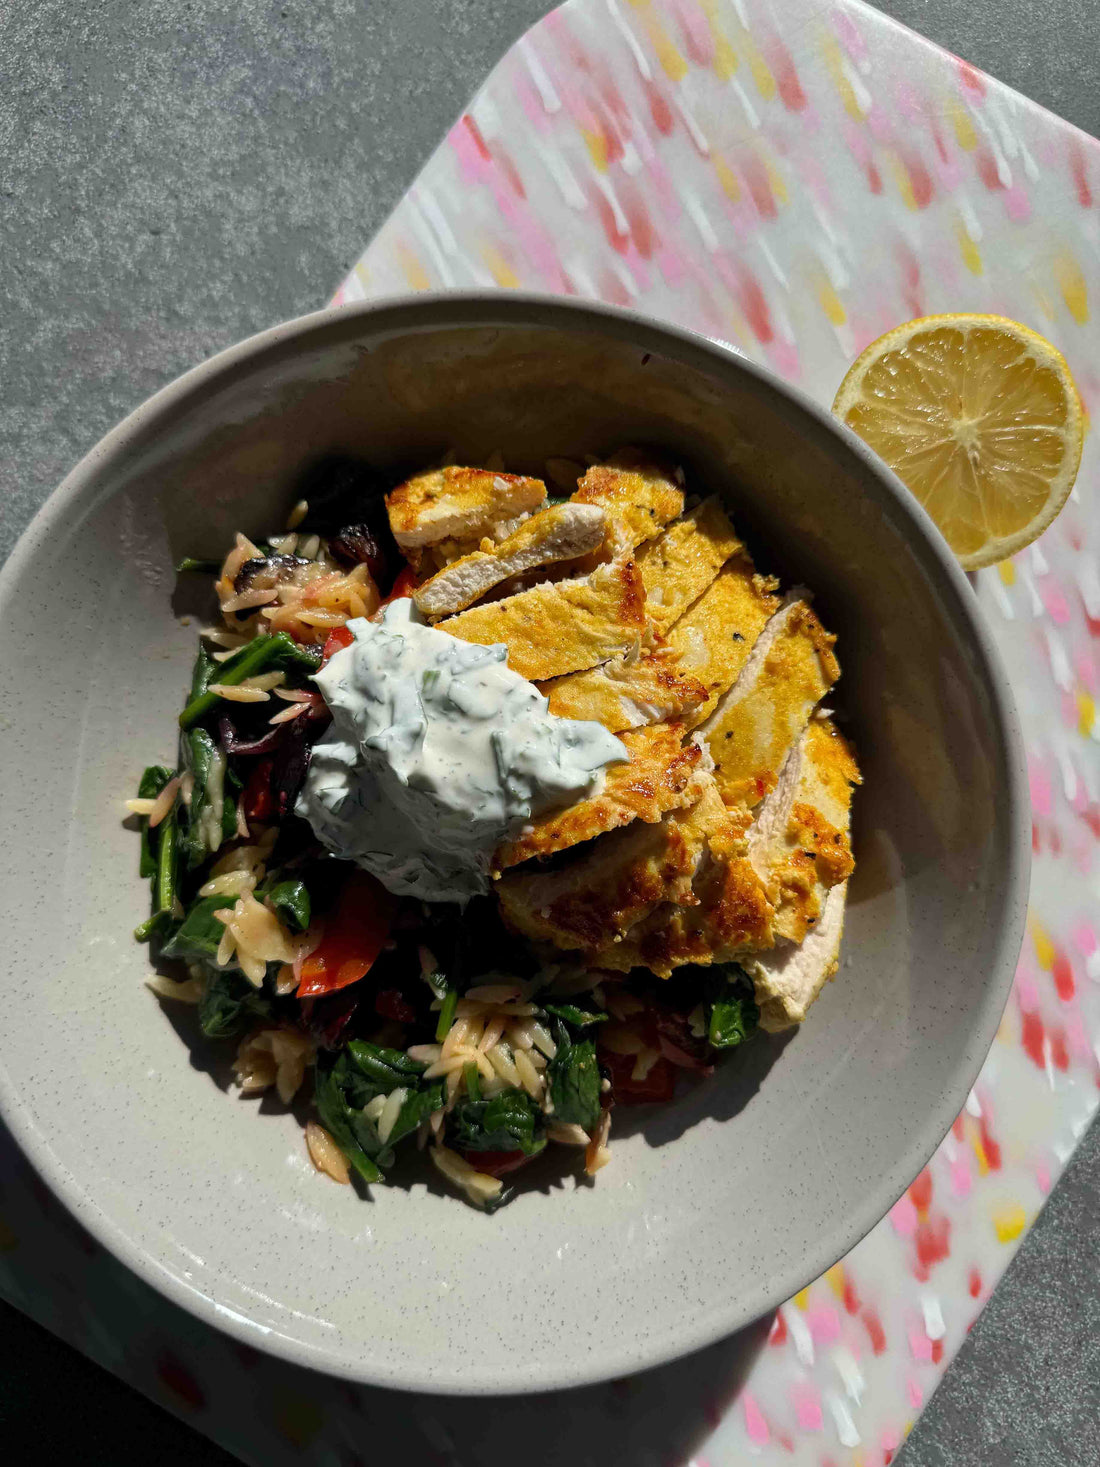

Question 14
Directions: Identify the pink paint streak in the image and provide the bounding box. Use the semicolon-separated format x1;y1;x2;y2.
671;0;714;67
908;1325;934;1363
791;1382;824;1432
1041;581;1072;625
807;1306;842;1346
1028;757;1054;816
890;1193;918;1238
1003;183;1032;223
950;1151;972;1199
742;1391;770;1446
832;7;869;62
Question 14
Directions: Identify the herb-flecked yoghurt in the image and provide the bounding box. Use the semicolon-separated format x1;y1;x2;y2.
297;600;629;902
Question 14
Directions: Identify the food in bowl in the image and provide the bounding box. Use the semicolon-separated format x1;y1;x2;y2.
128;449;860;1208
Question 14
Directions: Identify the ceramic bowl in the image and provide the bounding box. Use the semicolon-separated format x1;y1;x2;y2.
0;295;1028;1392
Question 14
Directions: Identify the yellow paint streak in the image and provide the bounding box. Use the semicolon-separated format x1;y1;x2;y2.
821;36;863;120
793;1286;811;1310
1055;254;1090;325
825;1263;846;1300
997;559;1016;586
644;16;689;81
993;1203;1027;1244
397;243;431;291
763;154;789;205
713;155;741;202
888;154;919;212
1033;284;1056;322
1031;919;1056;972
955;220;983;276
948;99;978;151
1077;688;1097;737
697;0;738;77
714;35;739;78
818;279;847;325
971;1130;991;1177
481;245;519;289
746;41;776;101
582;127;609;172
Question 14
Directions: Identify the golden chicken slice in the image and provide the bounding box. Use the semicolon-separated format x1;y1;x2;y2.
538;646;706;733
496;796;710;953
385;467;547;550
700;599;840;810
439;556;646;681
664;557;781;725
636;496;743;635
571;449;684;552
413;503;607;619
747;715;859;944
493;723;706;870
590;784;774;976
743;882;849;1031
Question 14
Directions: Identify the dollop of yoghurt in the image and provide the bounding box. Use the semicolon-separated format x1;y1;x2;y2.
296;600;629;902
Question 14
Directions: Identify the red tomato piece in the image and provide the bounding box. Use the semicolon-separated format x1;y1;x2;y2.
378;565;419;608
374;989;416;1024
321;625;354;664
242;757;275;823
297;870;396;998
599;1047;677;1104
460;1149;534;1178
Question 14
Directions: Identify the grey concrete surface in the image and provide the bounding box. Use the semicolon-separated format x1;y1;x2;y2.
1;0;1098;1462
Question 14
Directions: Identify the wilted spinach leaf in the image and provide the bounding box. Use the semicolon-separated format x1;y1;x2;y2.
450;1088;546;1157
199;969;272;1039
543;1003;609;1029
704;964;760;1049
263;878;311;934
546;1019;601;1133
136;765;174;878
314;1043;442;1184
160;895;236;963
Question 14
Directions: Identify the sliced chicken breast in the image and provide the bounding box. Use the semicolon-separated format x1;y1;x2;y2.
664;556;781;726
700;599;840;810
571;449;685;552
439;555;647;681
496;795;709;952
590;782;775;976
386;467;547;549
493;722;706;870
748;715;859;943
744;881;848;1030
414;503;607;618
636;496;743;635
538;645;707;733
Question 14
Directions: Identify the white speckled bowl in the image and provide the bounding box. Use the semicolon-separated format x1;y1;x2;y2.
0;295;1027;1393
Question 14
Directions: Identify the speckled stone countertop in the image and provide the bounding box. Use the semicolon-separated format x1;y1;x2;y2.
1;2;1098;1462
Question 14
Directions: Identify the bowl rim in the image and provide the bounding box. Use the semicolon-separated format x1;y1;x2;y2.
0;290;1030;1394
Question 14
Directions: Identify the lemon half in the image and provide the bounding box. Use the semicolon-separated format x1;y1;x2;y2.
833;314;1083;570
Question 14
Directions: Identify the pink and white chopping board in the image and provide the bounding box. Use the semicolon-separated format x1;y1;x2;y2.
1;1;1097;1463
